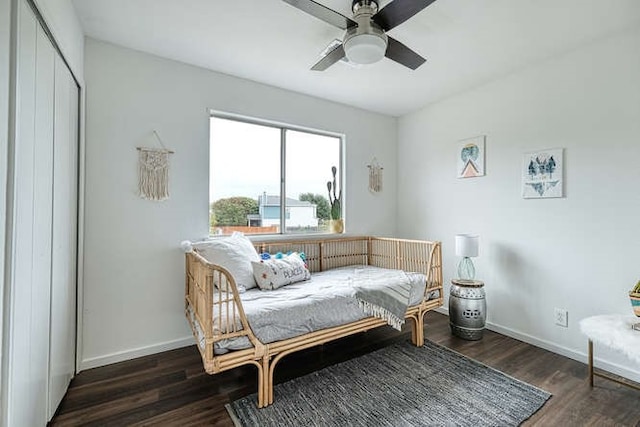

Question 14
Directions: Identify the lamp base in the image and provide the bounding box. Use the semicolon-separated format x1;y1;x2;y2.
457;257;475;280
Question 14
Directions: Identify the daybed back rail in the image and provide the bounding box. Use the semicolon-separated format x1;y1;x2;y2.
254;237;443;300
253;237;369;273
188;238;442;338
368;237;443;298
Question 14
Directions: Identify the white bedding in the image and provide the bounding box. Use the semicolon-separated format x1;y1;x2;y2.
188;265;438;354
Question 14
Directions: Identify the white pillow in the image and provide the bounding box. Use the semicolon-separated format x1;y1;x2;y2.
251;252;311;290
193;233;259;290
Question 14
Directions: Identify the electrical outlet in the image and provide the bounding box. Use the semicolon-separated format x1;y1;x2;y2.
554;308;568;327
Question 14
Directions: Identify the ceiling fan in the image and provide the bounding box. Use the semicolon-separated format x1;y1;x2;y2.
282;0;436;71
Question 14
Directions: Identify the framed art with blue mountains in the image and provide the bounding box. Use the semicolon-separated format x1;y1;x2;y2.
522;148;564;199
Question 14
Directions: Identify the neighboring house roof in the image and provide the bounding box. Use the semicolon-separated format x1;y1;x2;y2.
258;195;314;207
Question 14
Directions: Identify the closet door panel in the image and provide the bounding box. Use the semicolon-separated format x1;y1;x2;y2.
9;5;37;425
8;1;55;425
32;20;55;417
49;55;78;418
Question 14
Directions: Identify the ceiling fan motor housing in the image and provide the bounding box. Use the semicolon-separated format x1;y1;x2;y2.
343;0;388;64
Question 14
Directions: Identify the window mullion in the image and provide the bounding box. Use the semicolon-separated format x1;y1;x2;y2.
280;128;286;234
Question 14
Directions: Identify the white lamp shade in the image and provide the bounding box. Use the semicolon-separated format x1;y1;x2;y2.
344;33;387;64
455;234;479;257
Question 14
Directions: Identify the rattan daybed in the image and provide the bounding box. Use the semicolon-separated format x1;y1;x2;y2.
184;236;443;408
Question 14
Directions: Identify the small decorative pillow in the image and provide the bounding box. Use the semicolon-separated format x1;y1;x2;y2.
193;232;259;291
252;252;311;290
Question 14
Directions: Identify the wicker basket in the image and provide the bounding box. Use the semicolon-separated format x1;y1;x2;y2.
629;292;640;317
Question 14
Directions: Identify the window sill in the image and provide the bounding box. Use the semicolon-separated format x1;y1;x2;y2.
204;232;359;243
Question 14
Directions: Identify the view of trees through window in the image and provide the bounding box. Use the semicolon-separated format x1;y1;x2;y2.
209;116;341;235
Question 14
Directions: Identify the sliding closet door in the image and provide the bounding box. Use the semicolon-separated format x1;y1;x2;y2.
48;54;79;418
32;9;56;413
4;0;79;423
7;0;55;424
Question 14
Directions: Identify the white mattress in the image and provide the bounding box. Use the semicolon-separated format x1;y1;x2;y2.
188;265;438;354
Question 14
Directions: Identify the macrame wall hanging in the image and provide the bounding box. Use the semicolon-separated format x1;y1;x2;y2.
137;130;174;201
367;158;383;193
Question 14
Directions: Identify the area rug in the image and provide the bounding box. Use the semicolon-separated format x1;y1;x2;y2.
226;340;551;427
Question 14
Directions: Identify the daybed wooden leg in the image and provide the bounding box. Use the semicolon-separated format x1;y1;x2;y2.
267;362;275;406
408;313;425;347
410;315;419;346
417;314;425;347
256;361;265;408
259;357;270;408
414;311;425;347
265;357;272;407
267;353;288;406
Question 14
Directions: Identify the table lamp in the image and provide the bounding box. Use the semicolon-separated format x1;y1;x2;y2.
455;234;479;280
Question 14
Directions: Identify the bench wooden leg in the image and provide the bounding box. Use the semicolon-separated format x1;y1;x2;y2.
588;340;594;388
587;339;640;391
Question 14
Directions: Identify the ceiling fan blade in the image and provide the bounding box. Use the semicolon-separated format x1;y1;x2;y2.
311;43;346;71
373;0;436;31
282;0;357;30
385;37;426;70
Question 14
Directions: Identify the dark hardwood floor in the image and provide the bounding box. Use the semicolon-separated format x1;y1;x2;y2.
51;312;640;426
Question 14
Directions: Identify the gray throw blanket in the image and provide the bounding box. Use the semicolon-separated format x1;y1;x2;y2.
352;268;412;331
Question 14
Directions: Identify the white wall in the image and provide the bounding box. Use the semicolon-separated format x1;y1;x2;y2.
398;26;640;382
33;0;84;80
81;38;398;368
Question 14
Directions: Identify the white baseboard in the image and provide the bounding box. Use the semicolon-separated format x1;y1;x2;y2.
435;307;448;316
79;336;194;371
433;307;640;384
80;311;640;385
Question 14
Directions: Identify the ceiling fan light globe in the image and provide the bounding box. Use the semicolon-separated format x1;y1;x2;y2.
344;33;387;65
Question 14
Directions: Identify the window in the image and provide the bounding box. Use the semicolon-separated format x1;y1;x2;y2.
209;115;342;236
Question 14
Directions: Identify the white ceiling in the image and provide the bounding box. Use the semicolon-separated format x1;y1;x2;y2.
71;0;640;117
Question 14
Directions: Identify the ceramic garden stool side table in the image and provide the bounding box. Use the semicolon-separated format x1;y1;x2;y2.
579;314;640;391
449;279;486;340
